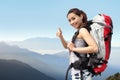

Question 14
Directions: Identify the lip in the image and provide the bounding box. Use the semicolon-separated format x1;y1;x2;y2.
72;23;77;28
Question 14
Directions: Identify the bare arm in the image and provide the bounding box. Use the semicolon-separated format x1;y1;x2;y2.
68;28;98;54
56;28;68;49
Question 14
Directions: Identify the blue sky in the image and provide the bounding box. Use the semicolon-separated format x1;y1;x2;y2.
0;0;120;47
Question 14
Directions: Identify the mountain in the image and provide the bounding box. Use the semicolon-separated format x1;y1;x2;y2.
0;42;120;80
0;59;55;80
8;37;64;54
106;72;120;80
0;42;68;80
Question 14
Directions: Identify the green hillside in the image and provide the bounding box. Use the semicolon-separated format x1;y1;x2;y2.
106;72;120;80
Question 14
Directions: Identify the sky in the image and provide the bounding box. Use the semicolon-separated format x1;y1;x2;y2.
0;0;120;47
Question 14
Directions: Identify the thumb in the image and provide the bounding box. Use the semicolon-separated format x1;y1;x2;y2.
58;27;62;32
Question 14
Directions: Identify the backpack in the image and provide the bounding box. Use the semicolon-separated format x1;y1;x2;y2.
88;14;113;75
65;14;113;80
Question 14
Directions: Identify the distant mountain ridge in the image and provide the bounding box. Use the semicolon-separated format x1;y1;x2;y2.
0;59;55;80
0;42;120;80
0;42;68;80
8;37;64;54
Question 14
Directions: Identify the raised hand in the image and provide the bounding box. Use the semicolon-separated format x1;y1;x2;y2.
56;27;62;38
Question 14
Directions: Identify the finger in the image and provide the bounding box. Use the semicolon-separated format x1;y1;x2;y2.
58;27;61;30
58;27;62;32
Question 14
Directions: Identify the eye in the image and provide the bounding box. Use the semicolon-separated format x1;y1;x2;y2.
71;17;75;20
68;17;76;22
68;19;71;22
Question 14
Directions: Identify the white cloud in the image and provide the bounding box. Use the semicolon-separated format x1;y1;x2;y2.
29;49;67;55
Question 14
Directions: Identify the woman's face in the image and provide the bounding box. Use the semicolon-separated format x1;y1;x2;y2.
67;13;83;29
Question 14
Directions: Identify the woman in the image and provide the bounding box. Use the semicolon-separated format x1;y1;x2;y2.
56;8;98;80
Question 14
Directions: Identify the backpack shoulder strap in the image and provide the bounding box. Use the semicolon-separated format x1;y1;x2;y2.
72;30;79;43
65;63;73;80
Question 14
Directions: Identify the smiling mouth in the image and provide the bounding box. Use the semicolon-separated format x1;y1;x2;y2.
73;23;77;27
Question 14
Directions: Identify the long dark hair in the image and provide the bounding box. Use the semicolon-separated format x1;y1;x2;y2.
67;8;91;32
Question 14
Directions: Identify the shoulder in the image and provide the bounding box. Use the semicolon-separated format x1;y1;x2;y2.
79;28;89;34
78;27;91;39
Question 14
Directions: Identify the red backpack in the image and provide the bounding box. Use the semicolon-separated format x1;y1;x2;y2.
88;14;113;75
